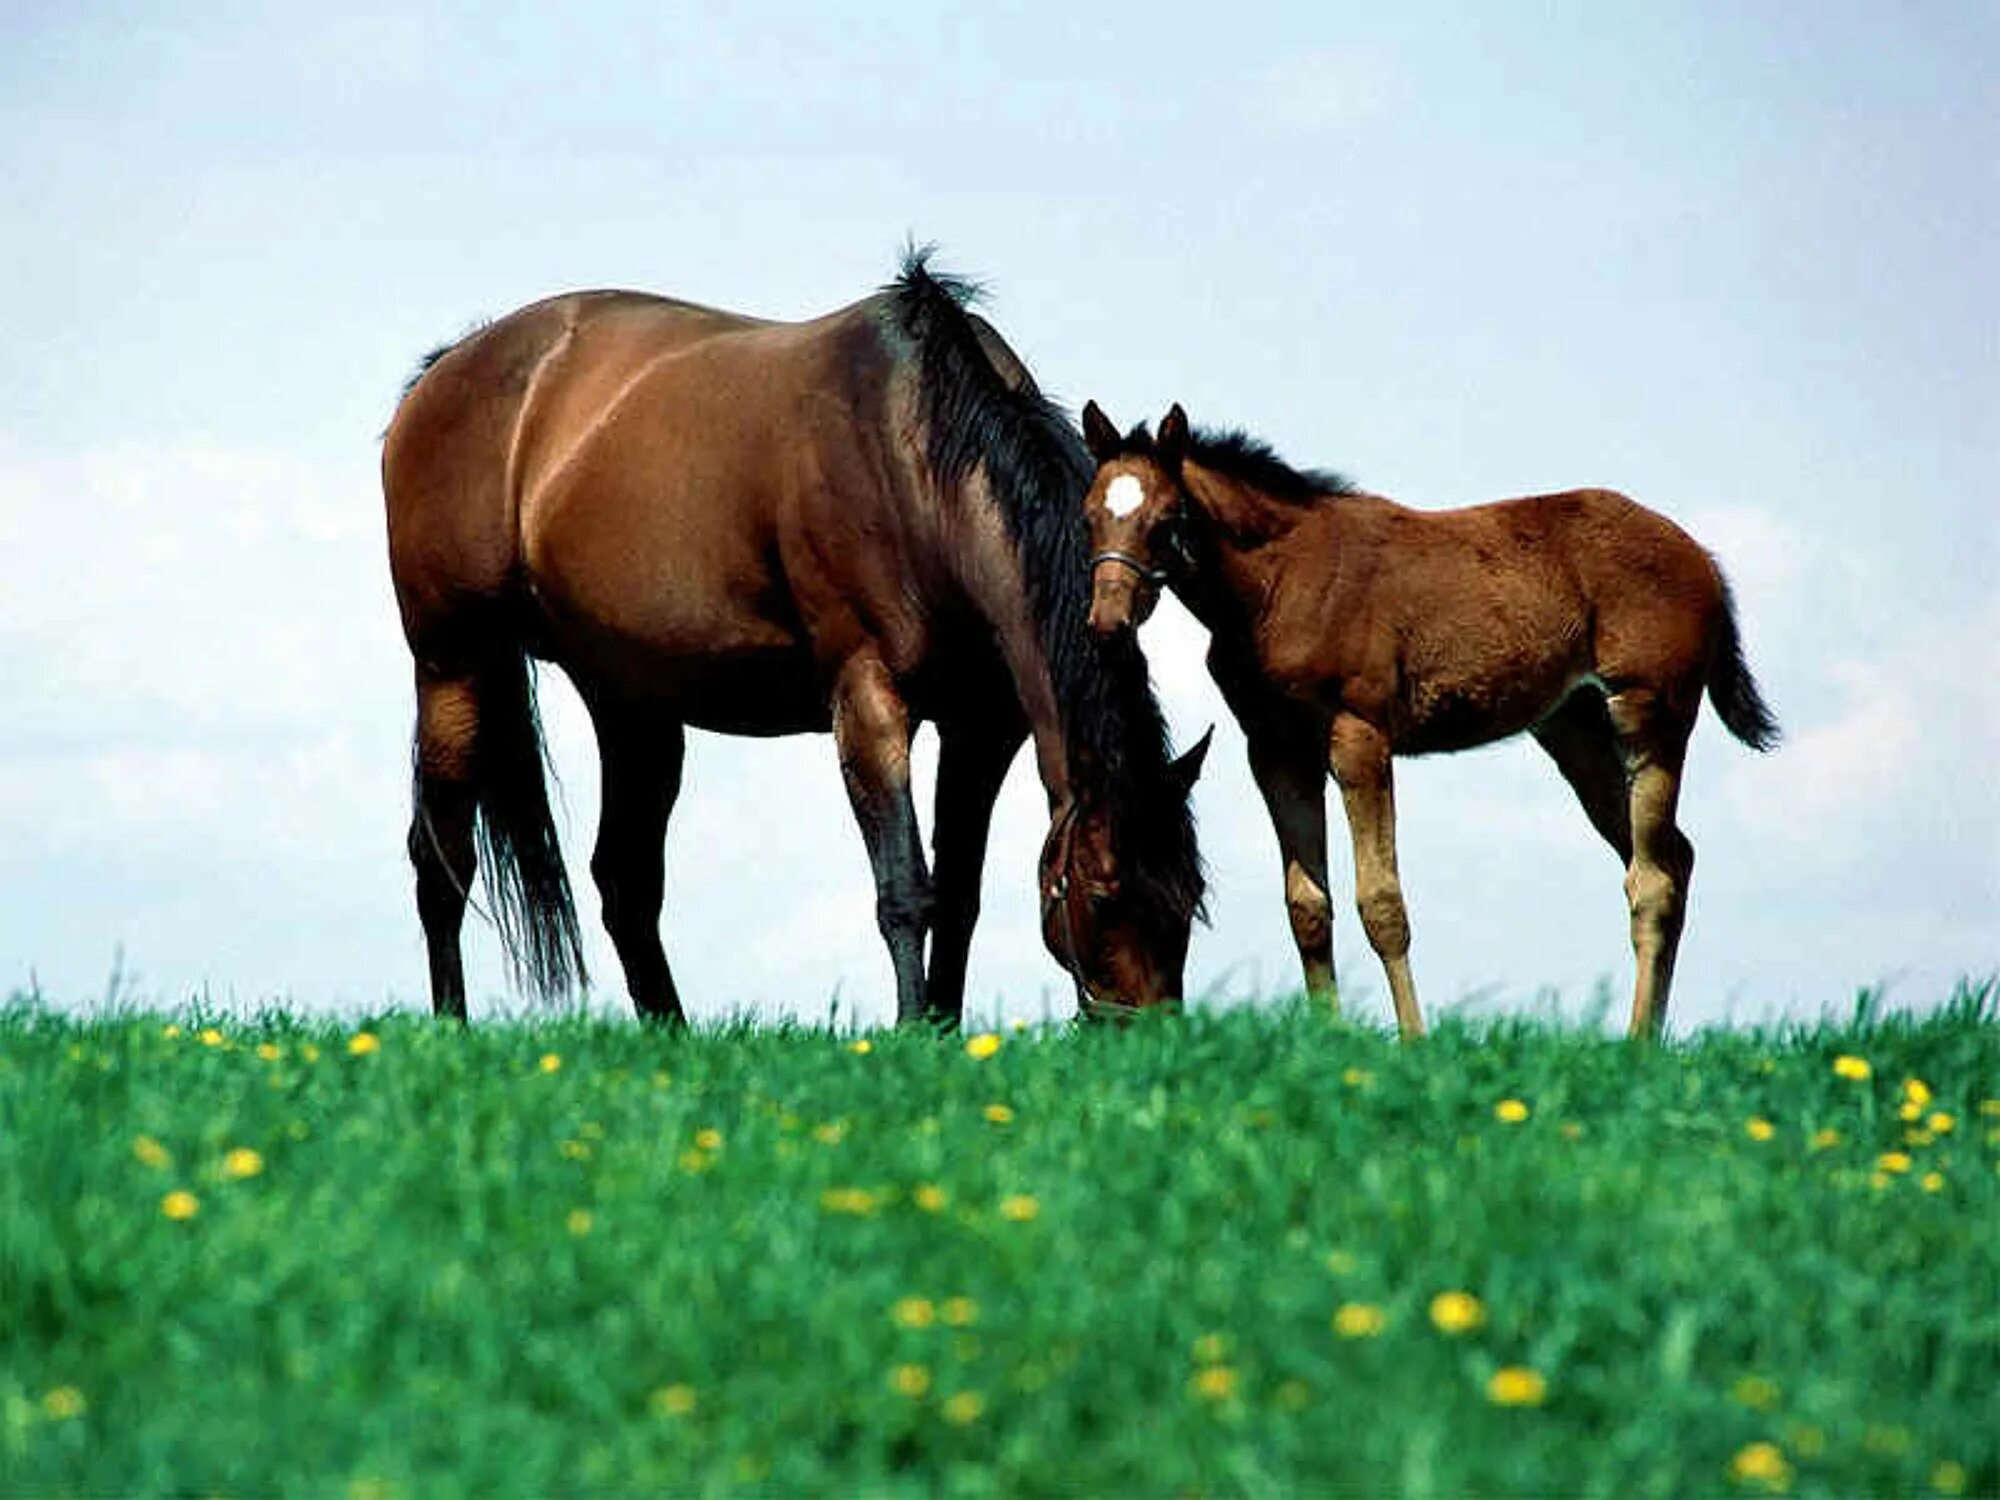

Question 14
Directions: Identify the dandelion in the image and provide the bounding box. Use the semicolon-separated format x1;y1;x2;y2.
256;1042;283;1062
132;1135;171;1169
1731;1375;1781;1411
913;1183;948;1213
300;1043;320;1062
161;1189;200;1221
1730;1440;1793;1491
1830;1055;1870;1081
891;1364;932;1398
1905;1127;1934;1147
1979;1099;2000;1118
848;1039;873;1055
348;1032;380;1056
536;1051;560;1073
819;1187;879;1216
941;1390;985;1425
1429;1290;1485;1335
1744;1117;1776;1142
1877;1151;1912;1174
1486;1366;1547;1407
559;1140;591;1161
161;1024;182;1039
942;1296;978;1326
678;1149;712;1174
1921;1171;1945;1193
1190;1366;1237;1401
40;1387;86;1421
892;1296;937;1329
998;1194;1040;1222
983;1104;1015;1125
1903;1077;1933;1107
1191;1333;1229;1364
1341;1066;1373;1088
221;1148;264;1180
649;1383;697;1416
566;1208;594;1237
199;1028;225;1048
1899;1100;1924;1122
1810;1128;1841;1150
1494;1099;1530;1124
964;1033;1002;1061
1928;1111;1956;1135
1333;1302;1386;1339
1932;1460;1968;1495
694;1128;723;1151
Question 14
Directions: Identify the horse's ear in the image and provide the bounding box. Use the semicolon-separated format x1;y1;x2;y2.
1081;400;1121;462
1169;725;1213;792
1157;403;1191;471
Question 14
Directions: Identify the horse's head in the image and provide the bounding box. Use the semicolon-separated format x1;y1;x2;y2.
1080;400;1197;639
1037;730;1211;1019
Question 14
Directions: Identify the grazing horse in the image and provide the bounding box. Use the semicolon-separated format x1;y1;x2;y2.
1077;401;1777;1039
380;255;1207;1026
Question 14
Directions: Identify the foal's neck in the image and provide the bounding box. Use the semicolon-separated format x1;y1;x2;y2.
1178;461;1313;634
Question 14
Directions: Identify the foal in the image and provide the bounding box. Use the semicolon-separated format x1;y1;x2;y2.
1079;401;1778;1039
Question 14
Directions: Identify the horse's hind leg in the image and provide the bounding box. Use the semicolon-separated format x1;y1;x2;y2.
1329;714;1424;1039
409;668;480;1021
1531;691;1633;863
588;703;687;1025
924;710;1026;1029
1607;689;1697;1040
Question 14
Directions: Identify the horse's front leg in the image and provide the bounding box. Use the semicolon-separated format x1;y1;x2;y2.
831;651;935;1025
923;709;1026;1029
1329;714;1425;1039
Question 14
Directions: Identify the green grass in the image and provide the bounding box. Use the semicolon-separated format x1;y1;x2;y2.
2;988;1995;1497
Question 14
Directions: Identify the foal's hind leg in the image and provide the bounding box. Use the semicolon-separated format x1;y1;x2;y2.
924;710;1026;1029
1531;691;1633;863
588;703;688;1025
1329;714;1424;1039
409;669;480;1021
1606;690;1697;1040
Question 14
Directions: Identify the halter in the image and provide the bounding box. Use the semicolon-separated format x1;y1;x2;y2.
1040;800;1147;1022
1089;549;1172;586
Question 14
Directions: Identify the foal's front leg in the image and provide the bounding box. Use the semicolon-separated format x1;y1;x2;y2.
831;651;935;1025
1329;715;1424;1039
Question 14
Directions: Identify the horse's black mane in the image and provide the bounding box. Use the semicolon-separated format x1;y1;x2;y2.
1125;421;1357;505
884;248;1205;929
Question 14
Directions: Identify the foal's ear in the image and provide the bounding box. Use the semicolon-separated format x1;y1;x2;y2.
1081;400;1122;463
1169;725;1214;792
1156;403;1191;471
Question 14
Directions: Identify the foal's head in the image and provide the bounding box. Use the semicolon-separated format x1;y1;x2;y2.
1079;401;1196;639
1037;734;1211;1018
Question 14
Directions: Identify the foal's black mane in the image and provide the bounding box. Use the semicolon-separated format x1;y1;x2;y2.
884;249;1205;928
1126;421;1358;505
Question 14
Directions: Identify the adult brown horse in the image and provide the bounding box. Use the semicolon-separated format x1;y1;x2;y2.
380;255;1207;1026
1077;401;1777;1040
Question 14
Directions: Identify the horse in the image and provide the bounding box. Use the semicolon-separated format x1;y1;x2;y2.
378;254;1207;1027
1076;401;1778;1040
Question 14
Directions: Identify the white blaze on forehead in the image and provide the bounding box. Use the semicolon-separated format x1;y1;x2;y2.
1104;474;1145;518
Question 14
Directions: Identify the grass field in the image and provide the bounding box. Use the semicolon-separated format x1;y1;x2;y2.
2;987;1995;1497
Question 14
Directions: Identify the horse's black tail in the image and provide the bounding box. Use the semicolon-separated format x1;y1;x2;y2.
424;644;588;1002
1707;570;1780;751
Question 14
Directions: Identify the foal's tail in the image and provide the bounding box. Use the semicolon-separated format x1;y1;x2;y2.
420;642;589;1002
1707;570;1781;751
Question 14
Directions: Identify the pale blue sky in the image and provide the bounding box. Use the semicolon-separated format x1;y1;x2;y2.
2;3;1993;1027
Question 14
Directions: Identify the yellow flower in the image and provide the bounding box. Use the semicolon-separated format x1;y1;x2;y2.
1486;1366;1547;1407
1932;1459;1968;1495
1333;1302;1386;1339
1877;1151;1912;1174
566;1208;594;1237
1190;1365;1237;1401
221;1147;264;1180
677;1149;712;1173
1429;1290;1485;1335
694;1128;723;1151
891;1364;932;1398
813;1121;847;1145
1928;1111;1956;1135
536;1051;560;1073
942;1297;978;1327
1744;1117;1776;1142
256;1042;283;1062
1899;1100;1924;1122
1905;1127;1934;1147
161;1189;200;1221
132;1135;171;1170
941;1390;985;1425
1341;1067;1373;1088
892;1296;936;1329
983;1104;1015;1125
1731;1375;1781;1411
964;1032;1003;1060
819;1187;879;1216
559;1140;591;1161
1979;1098;2000;1118
1809;1128;1841;1150
161;1024;182;1039
649;1383;696;1416
40;1386;86;1421
198;1028;225;1048
848;1038;873;1055
1903;1077;1933;1106
998;1194;1039;1222
1191;1333;1229;1364
300;1043;320;1062
913;1183;948;1213
1494;1099;1530;1124
1730;1440;1793;1491
1831;1055;1870;1081
348;1032;380;1056
1921;1171;1945;1193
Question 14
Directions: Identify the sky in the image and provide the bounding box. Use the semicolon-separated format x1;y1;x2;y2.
2;2;1993;1031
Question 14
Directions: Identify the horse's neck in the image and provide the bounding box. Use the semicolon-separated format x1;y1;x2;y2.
1180;463;1310;639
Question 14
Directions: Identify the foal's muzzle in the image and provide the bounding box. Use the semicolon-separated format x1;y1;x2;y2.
1089;551;1167;636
